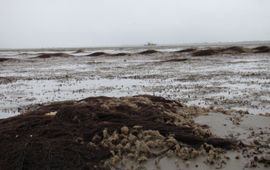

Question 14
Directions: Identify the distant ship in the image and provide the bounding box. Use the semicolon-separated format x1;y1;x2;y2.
144;42;157;46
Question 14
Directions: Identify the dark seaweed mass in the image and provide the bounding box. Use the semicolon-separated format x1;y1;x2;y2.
0;58;10;62
137;50;159;55
74;49;85;53
0;95;236;170
192;46;270;56
109;52;129;56
35;53;73;59
175;48;197;53
31;46;270;59
0;58;17;62
87;52;109;57
252;46;270;53
0;77;15;84
192;46;248;56
87;52;129;57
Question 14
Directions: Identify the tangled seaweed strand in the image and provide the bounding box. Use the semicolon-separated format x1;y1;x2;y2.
0;95;237;170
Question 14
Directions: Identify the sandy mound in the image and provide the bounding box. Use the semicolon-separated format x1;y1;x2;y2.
0;95;236;170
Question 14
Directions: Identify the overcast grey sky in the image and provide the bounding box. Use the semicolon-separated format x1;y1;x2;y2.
0;0;270;48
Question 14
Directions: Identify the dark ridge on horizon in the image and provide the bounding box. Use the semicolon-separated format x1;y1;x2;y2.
1;40;270;51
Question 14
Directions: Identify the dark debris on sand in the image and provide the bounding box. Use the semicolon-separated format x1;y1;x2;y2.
138;50;159;55
0;95;237;170
252;46;270;53
175;48;197;53
192;46;248;56
87;52;109;57
74;49;85;53
109;52;129;56
0;58;18;63
87;52;129;57
0;77;15;84
192;46;270;56
30;46;270;59
192;49;217;56
35;53;73;59
0;58;10;62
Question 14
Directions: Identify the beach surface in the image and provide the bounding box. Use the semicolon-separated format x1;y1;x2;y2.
0;44;269;169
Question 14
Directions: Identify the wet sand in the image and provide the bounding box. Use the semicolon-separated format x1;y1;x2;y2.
0;45;270;118
112;109;270;170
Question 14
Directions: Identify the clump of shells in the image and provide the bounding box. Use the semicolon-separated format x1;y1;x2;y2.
90;126;227;169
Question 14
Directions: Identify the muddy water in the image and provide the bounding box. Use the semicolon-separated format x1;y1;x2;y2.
0;48;269;118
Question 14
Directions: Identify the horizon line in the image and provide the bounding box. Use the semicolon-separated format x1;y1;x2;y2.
1;40;270;51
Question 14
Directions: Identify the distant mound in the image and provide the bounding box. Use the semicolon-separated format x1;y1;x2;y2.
87;52;109;57
74;49;85;53
109;52;129;56
193;49;217;56
221;46;247;54
175;48;197;53
0;58;11;62
192;46;248;56
252;46;270;53
0;58;18;63
0;77;15;84
86;52;130;57
35;53;73;59
137;49;159;55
